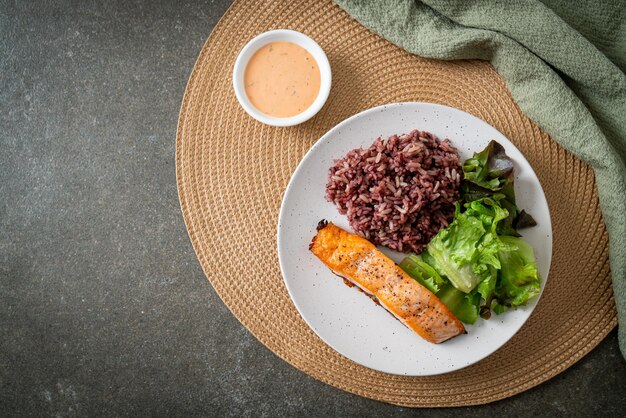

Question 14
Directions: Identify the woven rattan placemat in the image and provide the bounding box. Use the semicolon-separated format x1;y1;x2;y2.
176;0;616;407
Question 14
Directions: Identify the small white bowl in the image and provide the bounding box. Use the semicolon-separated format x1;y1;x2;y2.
233;30;332;127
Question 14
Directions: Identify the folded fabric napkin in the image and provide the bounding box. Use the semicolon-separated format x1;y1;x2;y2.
335;0;626;358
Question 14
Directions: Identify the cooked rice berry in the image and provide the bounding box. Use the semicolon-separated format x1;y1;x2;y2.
325;130;461;253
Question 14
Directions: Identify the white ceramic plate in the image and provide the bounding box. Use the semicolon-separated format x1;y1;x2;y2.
277;102;552;376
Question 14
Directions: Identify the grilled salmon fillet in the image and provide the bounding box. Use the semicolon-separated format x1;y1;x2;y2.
310;220;465;343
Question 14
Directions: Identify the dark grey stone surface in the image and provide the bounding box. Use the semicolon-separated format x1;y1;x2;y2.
1;0;625;416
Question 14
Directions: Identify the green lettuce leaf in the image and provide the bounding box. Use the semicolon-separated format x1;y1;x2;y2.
426;199;513;293
461;140;536;235
496;236;541;307
398;254;445;294
462;140;514;191
436;284;480;324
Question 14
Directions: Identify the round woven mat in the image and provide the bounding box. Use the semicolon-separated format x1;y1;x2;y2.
176;0;616;407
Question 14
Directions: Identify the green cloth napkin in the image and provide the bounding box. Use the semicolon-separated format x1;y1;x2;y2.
335;0;626;358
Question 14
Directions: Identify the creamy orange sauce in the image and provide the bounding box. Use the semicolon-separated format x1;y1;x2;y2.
244;41;321;118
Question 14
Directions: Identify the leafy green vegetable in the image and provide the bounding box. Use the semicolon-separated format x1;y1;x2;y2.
398;254;445;294
495;236;541;307
426;198;513;293
491;301;508;315
462;140;514;191
436;284;480;324
398;199;540;324
514;210;537;229
461;140;536;236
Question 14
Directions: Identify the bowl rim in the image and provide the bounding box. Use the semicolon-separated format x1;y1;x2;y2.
232;29;332;127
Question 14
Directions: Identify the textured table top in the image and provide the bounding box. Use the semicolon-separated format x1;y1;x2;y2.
1;0;625;416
